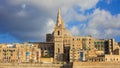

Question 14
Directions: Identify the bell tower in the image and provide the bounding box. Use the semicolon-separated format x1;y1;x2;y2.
54;8;65;62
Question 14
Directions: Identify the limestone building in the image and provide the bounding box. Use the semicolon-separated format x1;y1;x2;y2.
45;8;120;63
0;43;41;63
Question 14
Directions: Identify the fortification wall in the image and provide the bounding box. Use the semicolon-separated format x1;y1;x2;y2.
1;62;120;68
73;62;120;68
40;58;53;63
0;63;63;68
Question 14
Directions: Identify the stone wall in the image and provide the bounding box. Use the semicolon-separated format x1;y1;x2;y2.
105;55;120;62
73;62;120;68
0;62;120;68
40;58;53;63
0;63;63;68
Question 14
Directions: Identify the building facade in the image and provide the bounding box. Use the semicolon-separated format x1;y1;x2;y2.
0;43;41;63
45;9;120;62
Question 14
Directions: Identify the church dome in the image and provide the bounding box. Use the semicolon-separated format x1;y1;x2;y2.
64;29;72;37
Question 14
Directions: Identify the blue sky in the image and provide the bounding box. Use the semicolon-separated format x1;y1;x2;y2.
0;0;120;43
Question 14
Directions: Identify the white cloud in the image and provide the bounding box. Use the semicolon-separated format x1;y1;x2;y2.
16;10;27;17
84;9;120;39
9;0;99;13
21;4;26;9
77;0;99;11
6;0;100;41
64;8;88;23
70;26;80;36
2;0;120;42
45;19;55;33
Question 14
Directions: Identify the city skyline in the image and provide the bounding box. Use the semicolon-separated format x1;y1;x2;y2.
0;8;120;64
0;0;120;43
0;4;120;68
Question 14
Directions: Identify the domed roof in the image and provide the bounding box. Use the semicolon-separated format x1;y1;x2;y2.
64;29;72;37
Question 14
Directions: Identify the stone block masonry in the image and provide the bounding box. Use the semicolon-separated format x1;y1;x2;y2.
73;62;120;68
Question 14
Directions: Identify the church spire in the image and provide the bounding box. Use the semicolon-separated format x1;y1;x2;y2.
56;8;64;28
58;8;61;18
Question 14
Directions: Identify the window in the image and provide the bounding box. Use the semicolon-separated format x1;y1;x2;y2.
58;31;60;35
98;45;100;50
117;58;118;61
82;44;86;50
82;38;86;41
58;48;60;53
114;58;115;61
73;38;74;41
95;45;97;48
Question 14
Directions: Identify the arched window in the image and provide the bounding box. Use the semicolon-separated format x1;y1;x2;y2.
58;31;60;35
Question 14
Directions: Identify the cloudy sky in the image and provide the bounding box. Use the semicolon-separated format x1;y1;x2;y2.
0;0;120;43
